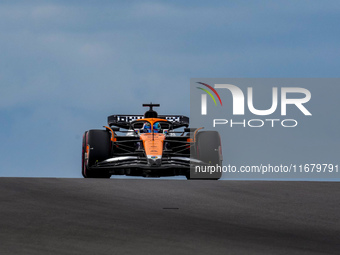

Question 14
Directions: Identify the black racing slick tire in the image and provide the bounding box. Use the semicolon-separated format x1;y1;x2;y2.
187;131;222;180
82;130;111;178
81;131;88;178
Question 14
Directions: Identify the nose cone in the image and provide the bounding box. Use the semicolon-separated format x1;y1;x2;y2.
140;133;166;163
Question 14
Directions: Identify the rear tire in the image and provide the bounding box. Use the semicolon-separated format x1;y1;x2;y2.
82;130;111;178
187;131;222;180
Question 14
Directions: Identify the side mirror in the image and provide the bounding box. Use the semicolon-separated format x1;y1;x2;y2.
184;128;197;133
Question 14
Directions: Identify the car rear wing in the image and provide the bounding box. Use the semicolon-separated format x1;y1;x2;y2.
108;115;189;129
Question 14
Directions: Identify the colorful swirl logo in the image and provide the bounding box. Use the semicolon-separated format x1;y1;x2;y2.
196;82;223;106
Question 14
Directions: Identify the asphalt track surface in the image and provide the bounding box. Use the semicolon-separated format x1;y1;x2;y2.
0;178;339;255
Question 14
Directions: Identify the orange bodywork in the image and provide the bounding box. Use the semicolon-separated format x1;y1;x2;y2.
136;118;169;126
137;118;168;157
139;133;166;157
104;126;116;142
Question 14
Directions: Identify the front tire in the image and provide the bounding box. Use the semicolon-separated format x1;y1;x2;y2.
187;131;222;180
82;130;111;178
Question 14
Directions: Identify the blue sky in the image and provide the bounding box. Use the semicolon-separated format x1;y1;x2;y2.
1;0;339;177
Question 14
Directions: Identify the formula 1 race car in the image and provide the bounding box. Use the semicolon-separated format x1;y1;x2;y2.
81;104;222;179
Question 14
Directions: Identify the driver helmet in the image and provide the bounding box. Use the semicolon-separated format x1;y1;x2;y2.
142;122;151;133
153;122;161;133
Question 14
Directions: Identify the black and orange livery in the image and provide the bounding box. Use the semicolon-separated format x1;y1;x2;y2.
81;104;222;179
